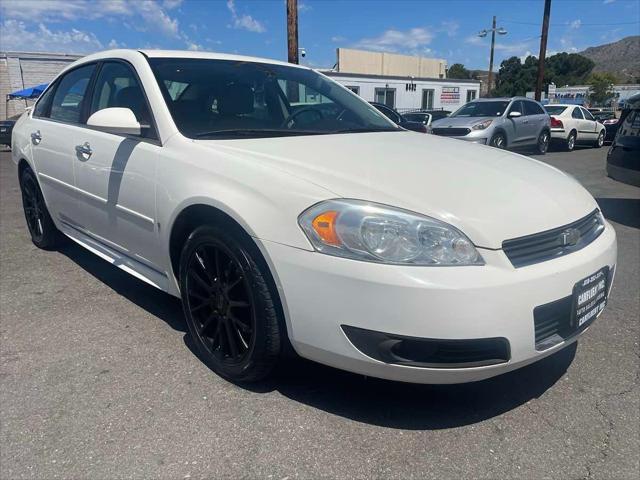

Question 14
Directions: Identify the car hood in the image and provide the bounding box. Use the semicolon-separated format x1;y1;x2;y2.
431;116;496;128
198;132;597;249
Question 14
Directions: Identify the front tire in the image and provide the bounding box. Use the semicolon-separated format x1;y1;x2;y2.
19;167;64;249
594;130;605;148
535;130;549;155
489;132;506;149
179;225;282;383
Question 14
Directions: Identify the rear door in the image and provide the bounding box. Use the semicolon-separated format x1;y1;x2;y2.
29;63;97;227
73;60;163;270
580;107;599;140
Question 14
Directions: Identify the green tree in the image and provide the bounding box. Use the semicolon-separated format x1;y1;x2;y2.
545;53;594;86
447;63;471;79
587;72;617;106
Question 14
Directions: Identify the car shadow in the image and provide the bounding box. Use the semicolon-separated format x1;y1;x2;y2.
597;197;640;229
58;242;186;333
58;241;576;430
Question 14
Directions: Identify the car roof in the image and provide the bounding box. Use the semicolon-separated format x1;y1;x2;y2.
471;96;529;102
545;104;581;108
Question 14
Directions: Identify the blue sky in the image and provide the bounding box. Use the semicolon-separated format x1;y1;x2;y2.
1;0;638;71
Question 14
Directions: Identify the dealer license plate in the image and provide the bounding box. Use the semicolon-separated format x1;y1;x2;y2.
572;267;609;330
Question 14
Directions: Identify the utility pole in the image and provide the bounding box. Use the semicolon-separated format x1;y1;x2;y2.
287;0;299;64
535;0;552;101
478;17;507;97
488;16;497;96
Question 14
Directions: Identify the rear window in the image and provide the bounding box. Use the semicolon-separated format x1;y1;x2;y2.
544;106;567;115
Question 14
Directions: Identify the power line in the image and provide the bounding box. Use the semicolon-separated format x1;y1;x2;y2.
502;19;640;26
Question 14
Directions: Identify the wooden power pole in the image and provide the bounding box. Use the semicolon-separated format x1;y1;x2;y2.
535;0;552;101
487;15;497;96
287;0;299;64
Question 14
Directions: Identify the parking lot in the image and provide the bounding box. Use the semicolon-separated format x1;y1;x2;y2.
0;146;638;479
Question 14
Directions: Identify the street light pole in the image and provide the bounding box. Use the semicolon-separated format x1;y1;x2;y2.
478;17;507;97
535;0;552;101
488;15;497;96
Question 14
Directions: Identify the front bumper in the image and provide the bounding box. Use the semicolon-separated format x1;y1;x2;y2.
261;221;617;384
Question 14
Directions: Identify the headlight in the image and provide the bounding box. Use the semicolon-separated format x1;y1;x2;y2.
298;199;484;266
472;119;492;130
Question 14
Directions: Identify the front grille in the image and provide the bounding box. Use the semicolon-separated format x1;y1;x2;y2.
432;127;471;137
503;209;604;268
341;325;510;368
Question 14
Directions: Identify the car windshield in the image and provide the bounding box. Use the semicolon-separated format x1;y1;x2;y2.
450;101;510;117
148;58;399;139
545;106;568;115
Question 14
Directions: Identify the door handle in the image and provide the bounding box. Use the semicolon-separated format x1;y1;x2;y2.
30;130;41;145
75;142;92;158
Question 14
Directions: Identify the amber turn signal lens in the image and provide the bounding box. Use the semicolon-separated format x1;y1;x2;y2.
311;211;341;246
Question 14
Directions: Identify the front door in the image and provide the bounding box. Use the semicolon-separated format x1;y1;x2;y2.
73;61;162;270
506;100;529;144
29;64;96;227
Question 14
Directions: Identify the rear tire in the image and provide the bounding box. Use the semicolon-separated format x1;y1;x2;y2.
565;131;576;152
535;130;549;155
489;132;506;149
179;224;282;383
19;167;64;249
594;130;605;148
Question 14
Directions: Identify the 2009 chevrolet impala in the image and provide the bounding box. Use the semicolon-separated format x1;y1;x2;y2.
11;50;617;384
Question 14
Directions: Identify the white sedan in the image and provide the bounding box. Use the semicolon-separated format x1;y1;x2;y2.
11;50;617;384
545;104;606;151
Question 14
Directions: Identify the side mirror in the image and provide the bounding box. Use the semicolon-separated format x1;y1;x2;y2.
508;111;522;118
87;107;141;136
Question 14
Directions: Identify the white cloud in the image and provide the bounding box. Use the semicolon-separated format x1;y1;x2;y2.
0;19;102;53
186;42;204;51
0;0;180;37
163;0;183;8
353;28;433;53
298;2;312;12
603;0;616;4
331;35;346;43
569;19;582;29
107;39;121;49
440;20;459;37
227;0;266;33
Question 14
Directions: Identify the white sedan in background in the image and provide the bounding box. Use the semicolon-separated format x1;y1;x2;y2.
545;104;606;151
11;49;617;385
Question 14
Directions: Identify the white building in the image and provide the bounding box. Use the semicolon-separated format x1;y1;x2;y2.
323;71;480;112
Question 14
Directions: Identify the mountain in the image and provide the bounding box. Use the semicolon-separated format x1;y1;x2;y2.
579;36;640;82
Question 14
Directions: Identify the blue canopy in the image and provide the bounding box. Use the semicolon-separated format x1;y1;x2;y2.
7;83;48;100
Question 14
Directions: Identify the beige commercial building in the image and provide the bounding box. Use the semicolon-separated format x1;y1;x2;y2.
1;51;81;119
336;48;447;79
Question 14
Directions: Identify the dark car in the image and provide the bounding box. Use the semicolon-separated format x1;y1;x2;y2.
369;102;427;133
607;93;640;187
0;115;20;147
401;109;451;129
592;111;619;142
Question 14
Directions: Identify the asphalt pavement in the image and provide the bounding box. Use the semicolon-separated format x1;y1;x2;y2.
1;145;638;480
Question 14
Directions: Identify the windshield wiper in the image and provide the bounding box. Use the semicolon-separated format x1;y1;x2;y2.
194;129;330;139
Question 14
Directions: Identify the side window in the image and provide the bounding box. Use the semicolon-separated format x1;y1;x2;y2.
33;83;57;118
49;64;96;123
508;100;524;115
376;105;400;123
572;107;584;120
582;108;595;121
90;62;152;127
524;101;545;116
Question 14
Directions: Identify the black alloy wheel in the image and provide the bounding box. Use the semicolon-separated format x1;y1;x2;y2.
179;225;282;382
489;132;506;149
536;130;549;155
19;168;63;249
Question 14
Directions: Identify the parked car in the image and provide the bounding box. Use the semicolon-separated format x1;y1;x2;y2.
607;93;640;186
402;110;451;132
592;111;619;142
369;102;427;133
545;105;606;151
12;50;617;385
430;97;551;154
0;114;21;147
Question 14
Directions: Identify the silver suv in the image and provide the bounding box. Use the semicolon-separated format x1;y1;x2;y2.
431;97;551;154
